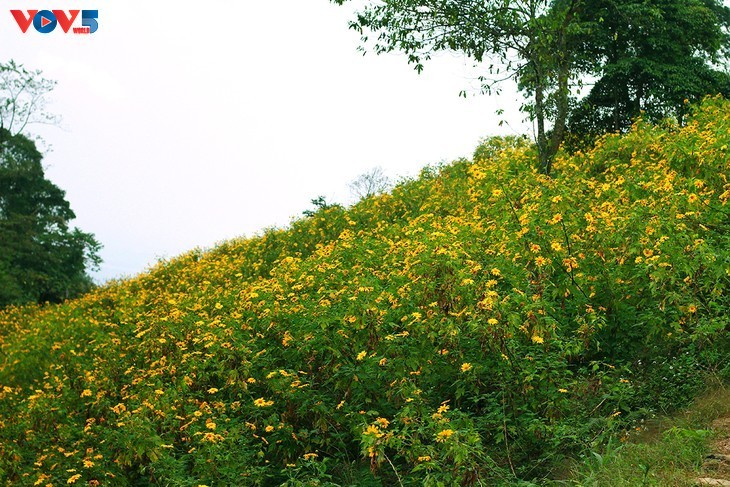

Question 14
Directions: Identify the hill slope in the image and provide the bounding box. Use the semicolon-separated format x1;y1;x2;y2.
0;98;728;486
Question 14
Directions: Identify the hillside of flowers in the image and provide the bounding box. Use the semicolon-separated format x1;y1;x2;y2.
0;97;728;486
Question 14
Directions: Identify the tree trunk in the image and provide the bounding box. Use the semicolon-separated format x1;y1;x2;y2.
545;28;570;176
546;72;568;175
534;64;549;174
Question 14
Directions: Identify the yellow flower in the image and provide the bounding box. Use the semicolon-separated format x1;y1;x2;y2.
535;256;548;267
563;257;579;272
265;425;275;432
460;362;473;372
80;389;92;398
417;455;432;462
207;388;219;394
67;474;82;485
687;304;697;314
490;268;501;277
33;474;51;486
253;397;274;407
206;421;216;430
376;417;390;428
110;403;126;414
436;429;454;442
303;453;318;460
201;432;224;443
363;425;383;438
356;351;367;361
558;388;568;393
487;318;498;325
531;334;544;344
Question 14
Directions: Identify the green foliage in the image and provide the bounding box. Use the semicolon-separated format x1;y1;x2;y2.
0;128;101;306
329;0;584;173
329;1;730;169
0;98;728;485
567;0;730;143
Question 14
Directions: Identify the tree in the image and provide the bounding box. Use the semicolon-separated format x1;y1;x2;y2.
330;0;730;173
568;0;730;139
349;166;391;200
0;60;59;135
0;61;101;307
0;128;101;306
302;195;335;217
330;0;585;174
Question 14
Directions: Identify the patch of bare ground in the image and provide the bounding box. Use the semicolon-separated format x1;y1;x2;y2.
696;390;730;486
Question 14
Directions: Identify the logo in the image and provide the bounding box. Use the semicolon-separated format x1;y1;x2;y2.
11;10;98;34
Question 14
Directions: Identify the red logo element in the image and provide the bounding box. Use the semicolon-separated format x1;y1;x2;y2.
10;10;37;33
10;10;80;33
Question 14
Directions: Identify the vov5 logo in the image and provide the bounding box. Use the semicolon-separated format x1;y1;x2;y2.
11;10;98;34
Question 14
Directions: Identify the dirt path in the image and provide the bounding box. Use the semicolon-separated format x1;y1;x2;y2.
696;416;730;486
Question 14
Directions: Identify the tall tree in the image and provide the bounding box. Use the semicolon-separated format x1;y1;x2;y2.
0;61;101;307
330;0;585;174
0;128;101;306
330;0;730;171
569;0;730;138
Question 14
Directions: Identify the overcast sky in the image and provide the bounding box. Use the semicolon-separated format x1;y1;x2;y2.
3;1;528;282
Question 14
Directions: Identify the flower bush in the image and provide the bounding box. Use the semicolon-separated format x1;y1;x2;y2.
0;97;727;485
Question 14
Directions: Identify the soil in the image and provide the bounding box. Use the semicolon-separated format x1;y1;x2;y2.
696;416;730;486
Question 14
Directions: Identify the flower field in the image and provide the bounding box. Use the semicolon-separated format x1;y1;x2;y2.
0;98;728;486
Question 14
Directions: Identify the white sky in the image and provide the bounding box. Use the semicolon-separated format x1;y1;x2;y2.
3;1;527;282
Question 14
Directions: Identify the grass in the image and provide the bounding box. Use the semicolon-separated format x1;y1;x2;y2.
562;383;730;486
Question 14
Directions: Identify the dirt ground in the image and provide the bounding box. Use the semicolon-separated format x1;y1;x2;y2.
697;416;730;486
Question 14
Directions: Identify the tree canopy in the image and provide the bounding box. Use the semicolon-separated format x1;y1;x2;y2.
0;61;101;307
330;0;730;172
0;128;101;306
569;0;730;139
331;0;582;174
